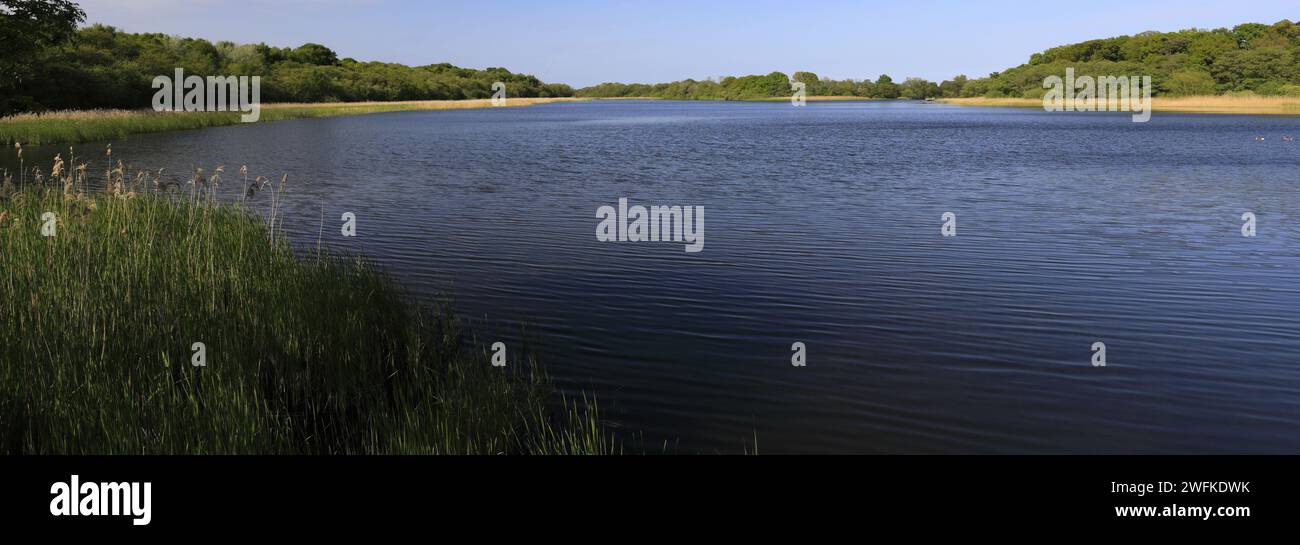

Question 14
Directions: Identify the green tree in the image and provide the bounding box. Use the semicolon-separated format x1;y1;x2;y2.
852;79;876;97
762;71;792;96
792;71;821;95
1232;23;1270;47
901;77;939;99
291;43;339;66
1211;47;1297;92
0;0;85;114
874;74;900;99
1164;70;1217;96
939;75;968;98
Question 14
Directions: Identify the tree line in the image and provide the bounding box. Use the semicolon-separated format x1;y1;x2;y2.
963;20;1300;98
575;72;955;100
1;1;573;116
576;20;1300;101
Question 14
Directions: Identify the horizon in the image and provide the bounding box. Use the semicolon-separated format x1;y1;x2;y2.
72;0;1299;87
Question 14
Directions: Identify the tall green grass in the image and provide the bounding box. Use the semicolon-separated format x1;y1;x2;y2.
0;154;614;454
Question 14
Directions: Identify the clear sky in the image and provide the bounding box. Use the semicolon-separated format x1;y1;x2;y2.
74;0;1298;87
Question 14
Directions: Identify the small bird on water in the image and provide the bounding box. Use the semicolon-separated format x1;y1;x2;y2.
1284;136;1295;142
1255;136;1266;141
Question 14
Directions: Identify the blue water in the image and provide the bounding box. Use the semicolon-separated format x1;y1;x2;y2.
12;100;1300;453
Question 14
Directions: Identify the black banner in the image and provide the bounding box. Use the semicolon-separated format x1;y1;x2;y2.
2;455;1288;534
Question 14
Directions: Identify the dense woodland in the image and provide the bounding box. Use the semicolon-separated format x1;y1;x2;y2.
967;19;1300;99
577;20;1300;100
0;1;572;116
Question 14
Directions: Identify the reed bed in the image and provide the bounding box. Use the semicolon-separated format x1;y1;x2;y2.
0;147;613;454
939;95;1300;115
0;98;586;146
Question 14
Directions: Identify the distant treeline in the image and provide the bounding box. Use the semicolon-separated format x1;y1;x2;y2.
24;25;572;113
578;20;1300;101
576;72;953;100
2;2;573;116
964;20;1300;99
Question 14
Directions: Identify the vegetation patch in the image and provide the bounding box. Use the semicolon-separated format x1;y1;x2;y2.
0;148;612;454
0;98;584;146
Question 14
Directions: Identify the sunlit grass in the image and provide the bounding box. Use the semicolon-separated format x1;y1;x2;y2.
0;151;614;454
939;95;1300;115
0;98;586;146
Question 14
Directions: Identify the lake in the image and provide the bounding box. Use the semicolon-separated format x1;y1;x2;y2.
9;100;1300;453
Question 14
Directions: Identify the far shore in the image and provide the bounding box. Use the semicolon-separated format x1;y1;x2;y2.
0;97;587;146
755;95;890;102
8;94;1299;148
939;96;1300;116
589;96;889;102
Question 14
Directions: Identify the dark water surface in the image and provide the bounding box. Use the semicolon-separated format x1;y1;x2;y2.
10;100;1300;453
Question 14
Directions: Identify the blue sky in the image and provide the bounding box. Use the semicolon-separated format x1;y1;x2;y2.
76;0;1298;87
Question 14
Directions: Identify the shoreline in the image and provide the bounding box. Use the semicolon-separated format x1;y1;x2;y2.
938;96;1300;116
587;96;894;102
9;94;1298;148
0;97;587;146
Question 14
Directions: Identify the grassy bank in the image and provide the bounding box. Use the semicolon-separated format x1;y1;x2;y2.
938;96;1300;116
0;154;612;454
0;98;585;146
